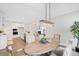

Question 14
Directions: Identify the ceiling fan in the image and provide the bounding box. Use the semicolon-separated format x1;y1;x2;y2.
40;3;54;25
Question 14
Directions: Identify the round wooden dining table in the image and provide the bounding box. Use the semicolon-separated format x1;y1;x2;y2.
24;38;59;55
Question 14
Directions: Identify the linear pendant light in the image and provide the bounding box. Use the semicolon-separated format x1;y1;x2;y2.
40;3;53;25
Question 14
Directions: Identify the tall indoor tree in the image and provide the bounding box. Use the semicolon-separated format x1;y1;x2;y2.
71;21;79;52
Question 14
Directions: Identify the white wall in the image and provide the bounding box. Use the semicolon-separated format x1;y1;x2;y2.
52;11;79;46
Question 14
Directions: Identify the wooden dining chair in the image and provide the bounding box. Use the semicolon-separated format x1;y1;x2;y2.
52;34;69;56
34;32;40;42
53;34;61;47
7;37;27;56
53;34;61;40
49;34;61;56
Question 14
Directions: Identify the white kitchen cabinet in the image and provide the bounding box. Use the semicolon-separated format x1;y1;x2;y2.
0;35;7;50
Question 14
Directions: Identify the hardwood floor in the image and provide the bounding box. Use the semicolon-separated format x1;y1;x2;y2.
0;49;9;56
12;37;26;50
0;37;27;56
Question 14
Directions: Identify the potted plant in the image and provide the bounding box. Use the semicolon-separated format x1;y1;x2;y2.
40;34;48;44
71;21;79;52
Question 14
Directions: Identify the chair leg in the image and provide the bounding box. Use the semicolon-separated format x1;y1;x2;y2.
23;49;28;55
9;50;13;56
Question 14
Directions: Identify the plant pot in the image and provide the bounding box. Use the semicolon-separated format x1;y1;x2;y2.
40;40;48;44
40;38;48;44
75;47;79;52
75;39;79;52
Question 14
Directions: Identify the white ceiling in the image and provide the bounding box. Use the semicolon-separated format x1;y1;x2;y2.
0;3;45;23
0;3;79;23
52;3;79;18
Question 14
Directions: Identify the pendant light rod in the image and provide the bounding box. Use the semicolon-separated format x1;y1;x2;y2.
45;3;47;20
45;3;51;20
49;3;51;20
40;3;53;25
